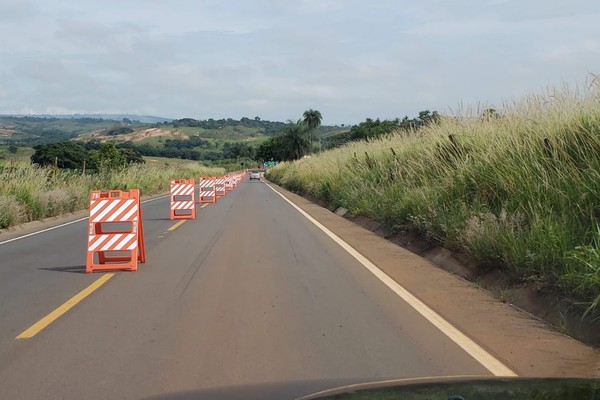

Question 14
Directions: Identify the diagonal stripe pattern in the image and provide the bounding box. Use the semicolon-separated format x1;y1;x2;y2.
170;179;196;219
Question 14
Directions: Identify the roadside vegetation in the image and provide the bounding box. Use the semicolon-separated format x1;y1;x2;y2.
254;109;324;161
0;158;223;229
267;79;600;314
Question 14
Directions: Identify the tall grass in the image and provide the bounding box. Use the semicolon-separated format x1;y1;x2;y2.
0;163;224;229
267;77;600;310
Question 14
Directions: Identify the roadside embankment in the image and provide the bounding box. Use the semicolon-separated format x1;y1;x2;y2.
267;81;600;344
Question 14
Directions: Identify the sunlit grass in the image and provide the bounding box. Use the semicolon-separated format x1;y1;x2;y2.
267;76;600;311
0;162;224;229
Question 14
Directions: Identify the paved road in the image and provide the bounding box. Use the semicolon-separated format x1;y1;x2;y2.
2;179;496;399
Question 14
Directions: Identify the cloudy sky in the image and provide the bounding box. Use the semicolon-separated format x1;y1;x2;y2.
0;0;599;125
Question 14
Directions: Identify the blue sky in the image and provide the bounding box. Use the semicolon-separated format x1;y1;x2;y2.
0;0;599;124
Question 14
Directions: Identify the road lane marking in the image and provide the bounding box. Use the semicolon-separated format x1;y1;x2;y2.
200;203;209;208
0;194;170;246
264;181;517;377
16;273;114;339
167;220;186;231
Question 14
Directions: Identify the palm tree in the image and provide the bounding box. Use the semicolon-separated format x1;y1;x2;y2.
280;121;311;161
303;109;322;130
303;109;322;153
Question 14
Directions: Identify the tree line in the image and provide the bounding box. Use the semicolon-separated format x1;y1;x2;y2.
27;109;446;168
255;110;322;162
155;117;287;136
31;141;144;171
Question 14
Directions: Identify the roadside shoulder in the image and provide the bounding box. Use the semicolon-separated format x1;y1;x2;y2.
265;180;600;378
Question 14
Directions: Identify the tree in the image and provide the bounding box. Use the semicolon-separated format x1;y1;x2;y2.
303;109;322;130
31;142;88;169
254;136;283;161
350;118;399;141
417;110;440;125
222;142;255;159
482;108;501;121
85;139;102;151
303;109;322;154
89;143;127;171
116;142;145;164
8;145;18;154
280;121;311;161
255;136;283;162
105;126;133;136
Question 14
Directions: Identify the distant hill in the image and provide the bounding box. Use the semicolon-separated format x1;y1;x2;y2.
0;115;348;160
0;114;172;124
0;116;133;145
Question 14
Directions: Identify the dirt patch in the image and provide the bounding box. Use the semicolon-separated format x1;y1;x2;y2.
129;128;186;141
79;128;185;142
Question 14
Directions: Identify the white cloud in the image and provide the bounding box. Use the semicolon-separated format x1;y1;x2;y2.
0;1;599;124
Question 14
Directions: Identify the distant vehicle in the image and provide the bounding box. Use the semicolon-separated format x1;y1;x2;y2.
249;170;261;180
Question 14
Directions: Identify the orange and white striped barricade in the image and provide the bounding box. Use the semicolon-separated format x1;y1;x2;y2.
225;175;234;192
86;189;146;273
170;179;196;220
198;177;217;203
215;177;227;197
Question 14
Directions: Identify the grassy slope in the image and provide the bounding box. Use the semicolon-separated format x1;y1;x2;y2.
0;146;34;166
0;117;125;144
79;124;272;152
143;156;205;167
315;126;349;138
267;82;600;311
2;117;343;156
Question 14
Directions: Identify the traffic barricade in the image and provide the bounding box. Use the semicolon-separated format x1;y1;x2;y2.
198;177;217;203
215;177;227;197
170;179;196;219
86;189;146;273
236;172;244;184
225;175;234;192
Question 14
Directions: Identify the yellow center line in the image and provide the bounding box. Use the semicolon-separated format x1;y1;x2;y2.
167;220;187;231
16;273;114;339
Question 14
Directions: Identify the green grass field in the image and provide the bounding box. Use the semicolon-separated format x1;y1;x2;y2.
143;156;204;167
0;146;34;166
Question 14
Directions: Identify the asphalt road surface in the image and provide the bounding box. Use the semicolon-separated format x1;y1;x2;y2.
0;178;588;399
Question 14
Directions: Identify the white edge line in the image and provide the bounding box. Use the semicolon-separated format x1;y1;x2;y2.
263;181;517;377
0;194;170;246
